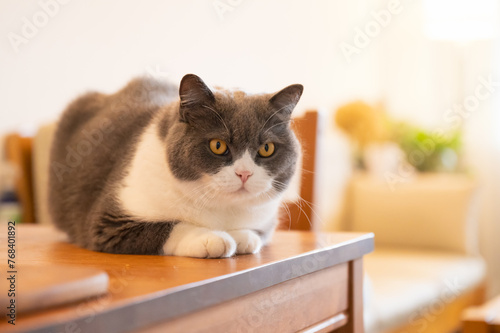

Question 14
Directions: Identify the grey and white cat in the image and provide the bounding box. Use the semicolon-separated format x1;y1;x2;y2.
49;74;303;258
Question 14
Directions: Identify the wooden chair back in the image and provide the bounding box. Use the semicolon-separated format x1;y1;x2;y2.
279;110;318;231
3;134;35;222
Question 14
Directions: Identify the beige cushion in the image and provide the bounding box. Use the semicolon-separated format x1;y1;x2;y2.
347;173;480;254
363;248;486;333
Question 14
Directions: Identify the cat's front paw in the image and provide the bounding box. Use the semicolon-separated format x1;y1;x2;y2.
164;225;236;258
228;230;262;254
192;231;236;258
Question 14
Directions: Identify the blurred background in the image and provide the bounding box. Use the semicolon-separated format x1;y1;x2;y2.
1;1;499;332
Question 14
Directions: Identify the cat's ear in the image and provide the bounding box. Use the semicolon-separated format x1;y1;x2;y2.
269;84;303;116
179;74;215;121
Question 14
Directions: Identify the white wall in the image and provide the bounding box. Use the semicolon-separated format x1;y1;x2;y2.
0;0;381;133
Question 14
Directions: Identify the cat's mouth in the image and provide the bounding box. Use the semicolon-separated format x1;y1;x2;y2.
226;186;256;197
226;182;274;198
234;187;249;194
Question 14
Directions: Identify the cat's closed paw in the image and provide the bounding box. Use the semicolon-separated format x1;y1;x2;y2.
164;225;236;258
228;230;262;254
193;231;236;258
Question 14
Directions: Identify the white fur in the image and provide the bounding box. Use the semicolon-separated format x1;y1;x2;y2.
118;123;282;257
163;224;237;258
228;229;262;254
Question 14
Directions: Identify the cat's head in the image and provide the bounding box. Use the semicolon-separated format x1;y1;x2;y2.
167;74;303;206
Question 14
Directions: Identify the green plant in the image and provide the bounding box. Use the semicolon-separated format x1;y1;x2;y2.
391;122;462;172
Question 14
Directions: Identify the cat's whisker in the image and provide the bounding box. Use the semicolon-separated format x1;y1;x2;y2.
178;183;210;202
271;182;288;190
271;179;289;186
259;104;291;132
178;183;219;211
197;185;217;207
271;180;290;191
267;183;319;230
292;198;314;230
191;186;213;213
298;168;314;175
295;196;324;228
263;120;291;135
280;201;293;231
202;105;230;136
295;194;323;211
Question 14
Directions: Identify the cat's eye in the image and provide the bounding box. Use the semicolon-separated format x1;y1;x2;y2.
210;139;228;155
258;143;275;158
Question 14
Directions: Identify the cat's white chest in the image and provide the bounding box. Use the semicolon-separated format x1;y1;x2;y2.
118;124;278;231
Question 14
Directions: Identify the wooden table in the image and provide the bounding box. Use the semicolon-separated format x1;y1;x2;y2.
463;295;500;333
0;225;373;333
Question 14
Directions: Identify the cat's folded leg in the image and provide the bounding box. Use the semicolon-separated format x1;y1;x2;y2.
163;223;237;258
227;230;263;254
92;214;178;255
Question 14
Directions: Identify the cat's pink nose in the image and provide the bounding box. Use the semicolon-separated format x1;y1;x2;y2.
235;170;253;183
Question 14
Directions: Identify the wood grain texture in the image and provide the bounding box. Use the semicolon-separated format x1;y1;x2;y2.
337;258;364;333
0;225;373;333
139;264;348;333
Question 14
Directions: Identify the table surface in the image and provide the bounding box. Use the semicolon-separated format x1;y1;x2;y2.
0;225;373;333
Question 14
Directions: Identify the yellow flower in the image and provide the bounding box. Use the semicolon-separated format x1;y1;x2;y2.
334;101;388;147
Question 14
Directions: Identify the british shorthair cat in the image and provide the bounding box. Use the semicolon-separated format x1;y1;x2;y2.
49;74;303;258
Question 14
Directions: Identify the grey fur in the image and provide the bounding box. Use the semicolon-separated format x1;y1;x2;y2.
48;74;303;255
